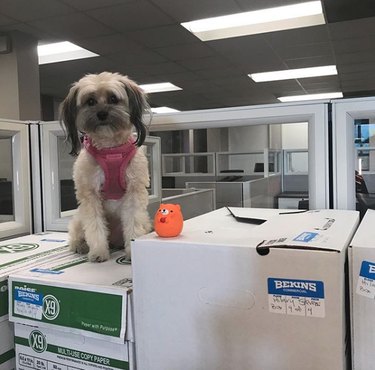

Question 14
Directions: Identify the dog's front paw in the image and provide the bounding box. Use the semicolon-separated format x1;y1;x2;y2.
70;239;89;254
88;248;110;263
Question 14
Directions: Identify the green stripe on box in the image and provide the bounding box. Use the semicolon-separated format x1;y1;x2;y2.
0;280;8;317
0;245;68;271
12;281;124;338
14;337;128;370
0;349;15;365
51;257;88;271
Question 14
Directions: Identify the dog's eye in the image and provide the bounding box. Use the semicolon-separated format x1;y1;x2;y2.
87;98;97;106
109;95;119;104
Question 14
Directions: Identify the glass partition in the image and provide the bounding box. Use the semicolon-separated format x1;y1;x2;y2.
152;125;309;210
162;152;215;176
0;136;14;223
0;119;30;239
283;150;308;174
332;97;375;211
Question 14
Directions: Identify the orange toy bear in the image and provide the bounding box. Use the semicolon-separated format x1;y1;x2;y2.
154;204;184;237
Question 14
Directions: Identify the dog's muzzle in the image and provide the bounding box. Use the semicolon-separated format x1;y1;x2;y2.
97;111;108;121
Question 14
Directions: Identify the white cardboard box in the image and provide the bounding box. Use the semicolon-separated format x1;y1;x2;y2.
133;207;359;370
0;232;70;322
14;323;135;370
349;208;375;370
0;320;14;370
0;232;70;370
9;250;134;344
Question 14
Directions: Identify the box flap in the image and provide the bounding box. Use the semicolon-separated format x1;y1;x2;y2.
12;250;132;289
227;206;306;224
253;210;359;253
0;232;70;278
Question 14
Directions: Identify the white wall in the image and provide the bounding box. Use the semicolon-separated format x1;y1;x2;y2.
281;122;308;149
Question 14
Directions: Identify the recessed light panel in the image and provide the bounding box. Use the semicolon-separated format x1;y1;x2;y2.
140;82;182;94
278;92;343;102
38;41;98;65
249;65;337;82
181;1;325;41
151;107;181;113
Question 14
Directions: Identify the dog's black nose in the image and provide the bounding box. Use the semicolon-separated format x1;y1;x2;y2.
97;111;108;121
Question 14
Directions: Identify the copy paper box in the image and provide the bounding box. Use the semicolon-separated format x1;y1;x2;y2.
132;207;359;370
0;320;14;370
0;232;70;322
349;209;375;370
9;251;133;344
14;323;135;370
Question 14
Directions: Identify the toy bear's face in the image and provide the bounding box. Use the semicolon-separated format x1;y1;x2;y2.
154;204;183;237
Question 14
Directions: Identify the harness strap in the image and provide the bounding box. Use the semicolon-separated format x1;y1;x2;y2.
83;136;137;200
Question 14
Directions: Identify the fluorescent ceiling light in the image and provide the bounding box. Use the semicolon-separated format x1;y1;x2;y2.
151;107;181;114
139;82;182;93
249;65;337;82
278;92;343;102
38;41;98;65
181;1;325;41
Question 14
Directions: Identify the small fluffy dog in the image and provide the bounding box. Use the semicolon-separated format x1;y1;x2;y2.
60;72;151;262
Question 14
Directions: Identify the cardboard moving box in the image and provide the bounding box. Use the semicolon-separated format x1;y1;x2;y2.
14;323;135;370
0;232;70;370
349;209;375;370
133;208;359;370
0;320;14;370
9;250;134;344
0;232;70;322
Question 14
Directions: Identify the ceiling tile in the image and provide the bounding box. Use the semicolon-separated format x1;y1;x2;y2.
148;0;241;22
323;0;375;23
337;51;375;65
155;43;214;61
61;0;133;11
29;13;114;40
178;56;234;71
264;25;330;46
235;0;309;12
338;62;375;74
285;56;336;69
128;25;198;48
0;0;75;22
332;36;375;54
272;42;334;60
78;34;141;56
328;17;375;40
107;48;167;65
86;1;175;32
134;62;188;75
0;13;17;26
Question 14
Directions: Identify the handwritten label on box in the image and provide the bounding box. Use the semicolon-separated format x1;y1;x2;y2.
268;278;325;318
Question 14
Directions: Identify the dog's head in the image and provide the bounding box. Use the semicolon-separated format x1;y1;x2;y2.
60;72;149;156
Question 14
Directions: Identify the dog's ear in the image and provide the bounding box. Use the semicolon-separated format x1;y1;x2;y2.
122;78;149;147
59;85;81;156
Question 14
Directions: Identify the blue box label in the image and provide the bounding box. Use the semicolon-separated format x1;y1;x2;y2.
40;239;66;243
30;268;64;275
14;287;43;306
359;260;375;280
268;278;324;299
293;232;319;243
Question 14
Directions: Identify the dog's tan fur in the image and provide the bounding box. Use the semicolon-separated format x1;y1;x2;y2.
60;72;151;262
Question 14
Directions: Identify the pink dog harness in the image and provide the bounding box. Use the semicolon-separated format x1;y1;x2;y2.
83;136;137;200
